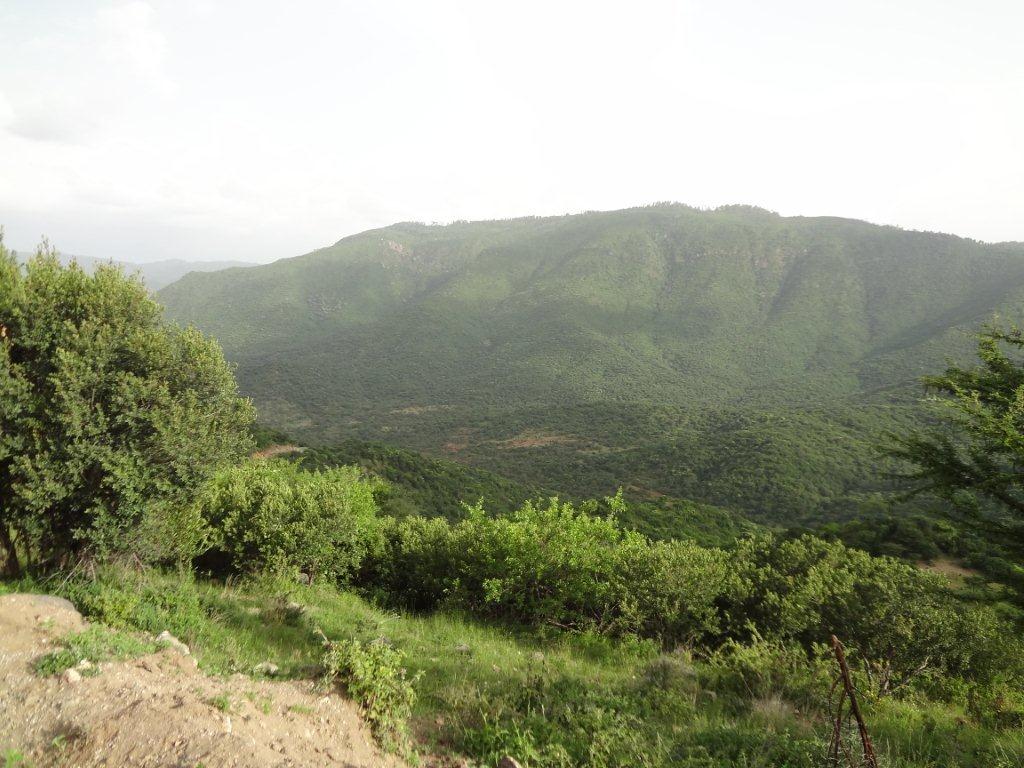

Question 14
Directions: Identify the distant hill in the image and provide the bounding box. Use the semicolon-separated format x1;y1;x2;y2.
159;204;1024;524
13;248;255;291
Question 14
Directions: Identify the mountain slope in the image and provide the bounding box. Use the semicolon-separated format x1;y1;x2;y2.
159;204;1024;522
14;249;255;290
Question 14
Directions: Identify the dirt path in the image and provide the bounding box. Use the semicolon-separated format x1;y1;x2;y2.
0;593;406;768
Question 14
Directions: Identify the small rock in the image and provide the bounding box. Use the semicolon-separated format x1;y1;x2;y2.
156;630;190;656
454;643;471;654
62;668;82;684
498;757;523;768
531;651;545;662
296;572;311;585
75;659;94;671
253;661;279;676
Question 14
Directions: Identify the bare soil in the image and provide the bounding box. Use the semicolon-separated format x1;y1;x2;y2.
0;593;406;768
252;444;307;460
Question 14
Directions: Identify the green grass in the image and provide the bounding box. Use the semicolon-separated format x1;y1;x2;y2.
206;694;233;713
2;751;30;768
11;567;1020;768
33;625;156;677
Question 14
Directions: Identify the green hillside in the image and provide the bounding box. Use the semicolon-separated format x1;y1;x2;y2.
159;204;1024;523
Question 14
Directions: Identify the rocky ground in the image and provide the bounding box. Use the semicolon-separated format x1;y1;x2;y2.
0;593;407;767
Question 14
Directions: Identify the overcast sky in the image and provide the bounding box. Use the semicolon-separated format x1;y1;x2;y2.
1;1;1022;263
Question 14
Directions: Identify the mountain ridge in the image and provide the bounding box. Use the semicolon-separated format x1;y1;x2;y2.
158;203;1024;523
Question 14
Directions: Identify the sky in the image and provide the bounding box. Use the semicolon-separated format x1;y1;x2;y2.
1;1;1022;264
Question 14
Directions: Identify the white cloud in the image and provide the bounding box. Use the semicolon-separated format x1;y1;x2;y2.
97;1;173;95
0;91;13;129
0;0;1022;262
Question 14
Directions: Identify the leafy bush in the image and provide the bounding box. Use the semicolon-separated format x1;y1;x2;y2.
723;534;1024;695
363;496;734;645
358;514;457;610
354;496;1024;701
0;243;254;573
196;460;382;582
320;636;419;756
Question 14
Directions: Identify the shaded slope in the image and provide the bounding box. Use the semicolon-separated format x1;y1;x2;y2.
160;204;1024;521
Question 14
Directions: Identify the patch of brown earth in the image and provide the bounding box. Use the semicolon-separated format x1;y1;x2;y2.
389;405;449;416
625;484;667;500
0;593;406;768
492;431;580;449
253;444;307;459
918;557;979;581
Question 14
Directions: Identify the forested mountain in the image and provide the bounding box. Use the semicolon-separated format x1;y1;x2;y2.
159;204;1024;522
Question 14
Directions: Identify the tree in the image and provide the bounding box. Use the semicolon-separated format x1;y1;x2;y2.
0;237;255;574
890;324;1024;531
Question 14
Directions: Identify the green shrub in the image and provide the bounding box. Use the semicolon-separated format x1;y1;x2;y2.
359;497;1024;701
722;534;1024;696
358;514;456;610
380;496;735;645
320;636;420;756
699;635;830;712
197;460;382;582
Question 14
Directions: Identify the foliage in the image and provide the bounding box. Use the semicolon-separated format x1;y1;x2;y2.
300;440;543;520
16;567;1024;768
194;460;382;582
0;239;254;572
34;625;156;676
361;495;736;645
320;636;419;755
300;438;755;546
354;496;1022;700
892;324;1024;539
723;534;1018;694
158;205;1024;523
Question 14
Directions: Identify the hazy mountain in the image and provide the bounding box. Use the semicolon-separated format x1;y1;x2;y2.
158;204;1024;521
13;249;256;291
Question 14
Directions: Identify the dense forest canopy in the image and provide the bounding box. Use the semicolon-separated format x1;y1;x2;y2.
158;205;1024;523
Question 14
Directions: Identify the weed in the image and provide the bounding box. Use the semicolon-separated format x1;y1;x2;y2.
33;626;155;677
320;635;420;757
2;750;30;768
207;694;232;713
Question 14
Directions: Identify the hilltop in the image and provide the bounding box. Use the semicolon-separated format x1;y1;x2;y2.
159;204;1024;522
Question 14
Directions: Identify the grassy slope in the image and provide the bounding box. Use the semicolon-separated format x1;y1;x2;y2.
4;571;1020;768
159;205;1024;523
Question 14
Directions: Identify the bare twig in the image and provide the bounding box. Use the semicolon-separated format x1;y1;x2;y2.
831;635;879;768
